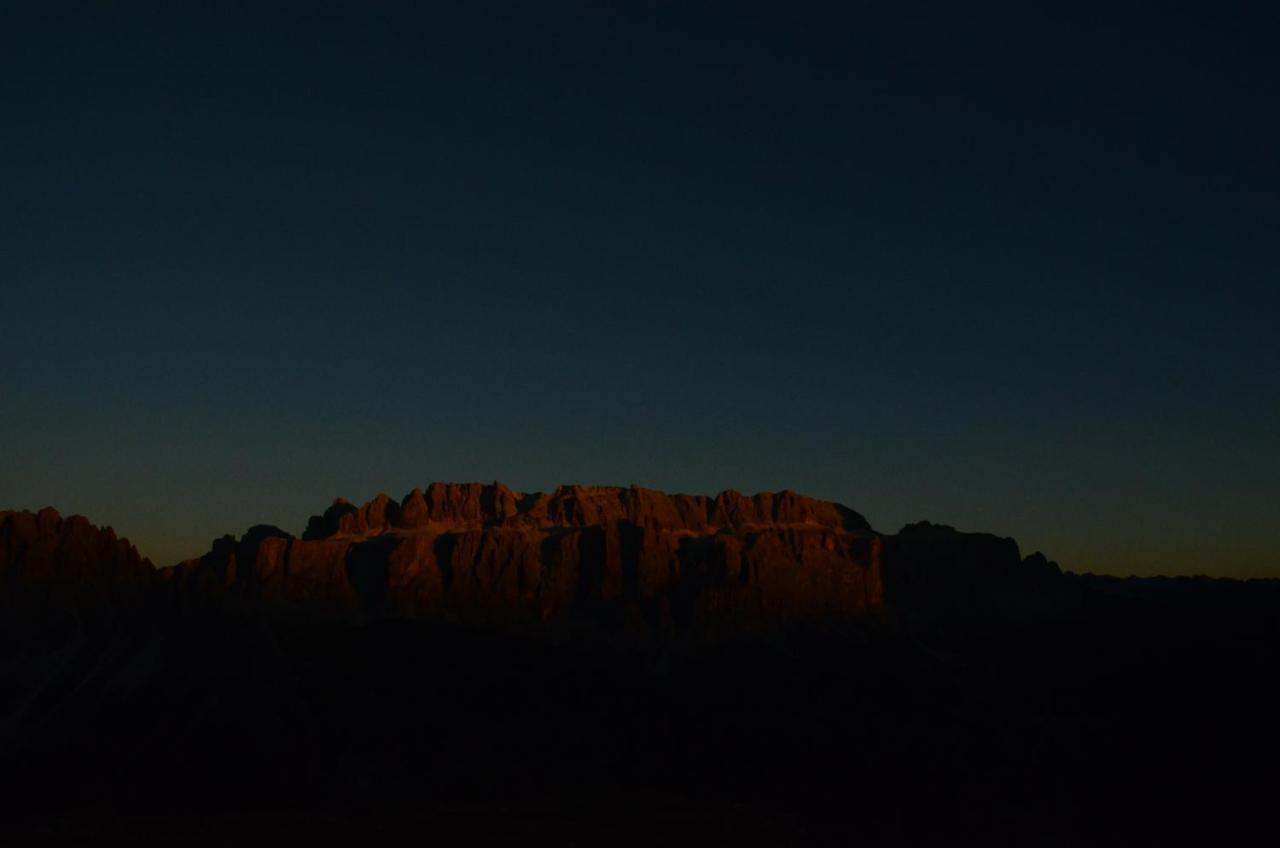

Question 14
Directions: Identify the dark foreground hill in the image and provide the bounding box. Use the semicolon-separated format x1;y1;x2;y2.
2;484;1278;845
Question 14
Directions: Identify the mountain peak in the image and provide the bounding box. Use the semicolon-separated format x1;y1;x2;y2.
298;482;872;541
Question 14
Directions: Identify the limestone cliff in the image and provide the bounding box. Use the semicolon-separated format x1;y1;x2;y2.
0;507;153;628
162;483;883;637
3;486;1085;641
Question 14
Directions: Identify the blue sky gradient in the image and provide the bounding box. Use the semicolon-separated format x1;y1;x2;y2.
2;2;1277;574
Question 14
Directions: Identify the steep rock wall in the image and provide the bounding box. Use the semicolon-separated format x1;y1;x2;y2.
164;483;883;637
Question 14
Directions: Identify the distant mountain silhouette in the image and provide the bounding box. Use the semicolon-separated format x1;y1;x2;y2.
4;483;1073;637
162;483;882;636
3;485;1278;845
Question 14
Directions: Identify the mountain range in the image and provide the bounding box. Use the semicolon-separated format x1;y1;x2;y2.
3;483;1277;845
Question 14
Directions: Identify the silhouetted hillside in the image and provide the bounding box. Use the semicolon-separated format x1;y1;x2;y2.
2;486;1277;845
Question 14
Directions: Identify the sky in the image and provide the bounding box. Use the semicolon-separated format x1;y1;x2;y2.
2;2;1277;576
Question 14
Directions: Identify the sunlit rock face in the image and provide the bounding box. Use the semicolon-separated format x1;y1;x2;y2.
163;483;884;637
2;487;1079;643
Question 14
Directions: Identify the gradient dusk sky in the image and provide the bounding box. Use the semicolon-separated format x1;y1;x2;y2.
2;2;1277;575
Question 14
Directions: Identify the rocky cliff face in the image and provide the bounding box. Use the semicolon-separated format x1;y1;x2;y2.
161;483;883;638
1;507;154;632
3;485;1080;642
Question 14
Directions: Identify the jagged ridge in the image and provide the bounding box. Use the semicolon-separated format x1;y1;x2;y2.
2;484;1074;641
301;482;872;539
0;507;153;628
166;483;882;636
